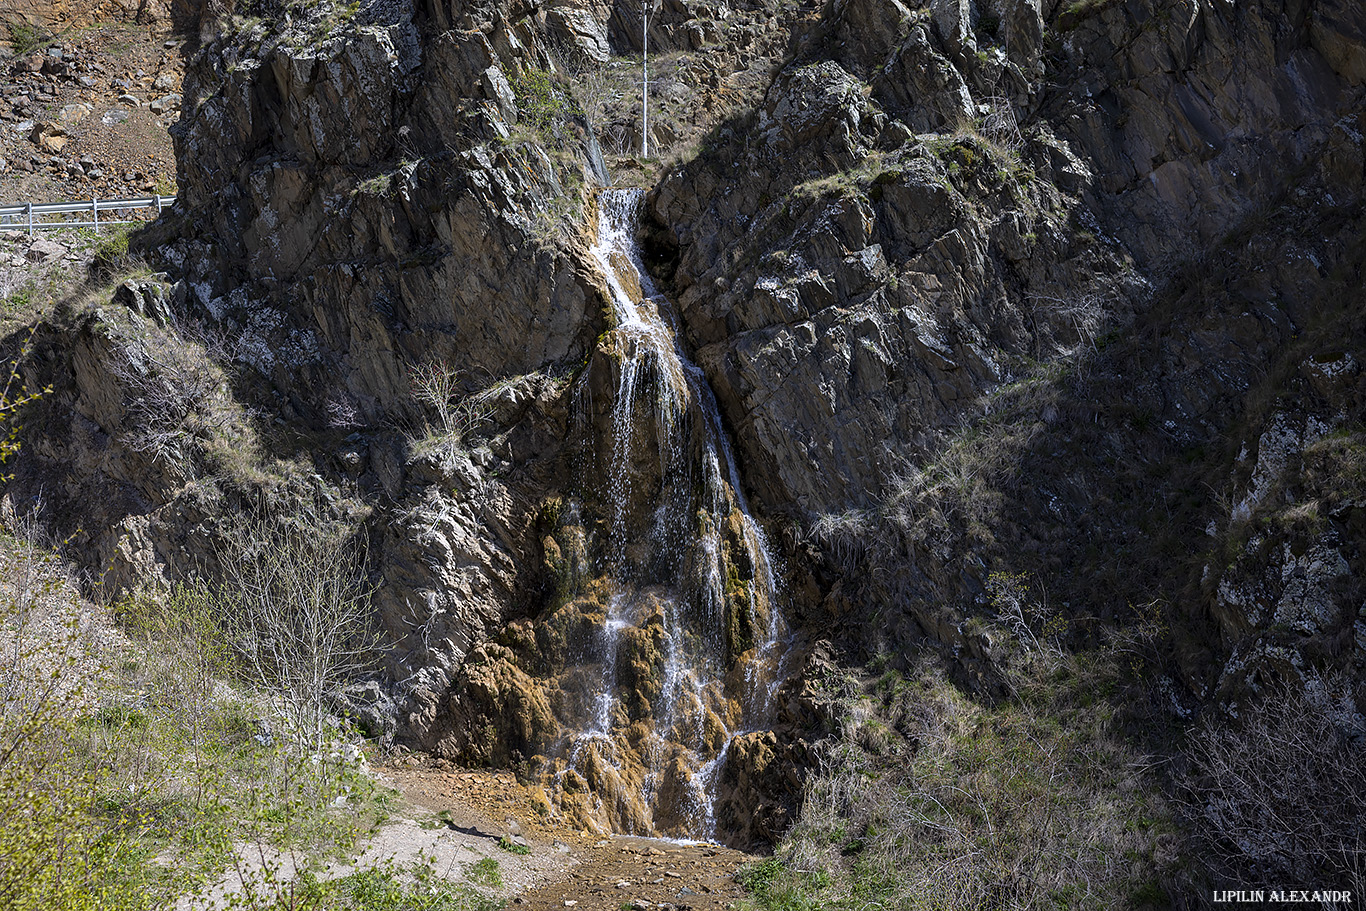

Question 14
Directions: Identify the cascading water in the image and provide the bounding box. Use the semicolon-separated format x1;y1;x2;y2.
556;188;788;839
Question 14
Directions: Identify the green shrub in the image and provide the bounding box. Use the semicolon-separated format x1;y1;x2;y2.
738;652;1175;911
468;857;502;890
497;835;531;856
93;226;133;265
4;18;46;55
509;66;575;140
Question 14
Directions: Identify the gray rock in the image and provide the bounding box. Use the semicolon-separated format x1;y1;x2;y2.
113;277;173;325
873;24;974;132
26;238;66;262
930;0;975;54
149;93;181;114
57;102;90;125
545;6;610;63
1311;0;1366;83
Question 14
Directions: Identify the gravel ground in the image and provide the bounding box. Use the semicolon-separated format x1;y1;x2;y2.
387;760;754;911
0;17;184;212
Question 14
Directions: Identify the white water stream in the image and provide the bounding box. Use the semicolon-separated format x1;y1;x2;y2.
561;188;788;839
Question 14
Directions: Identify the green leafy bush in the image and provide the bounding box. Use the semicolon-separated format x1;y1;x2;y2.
509;66;576;140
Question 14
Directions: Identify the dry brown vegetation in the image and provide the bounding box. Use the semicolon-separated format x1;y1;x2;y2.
1179;672;1365;893
740;601;1178;911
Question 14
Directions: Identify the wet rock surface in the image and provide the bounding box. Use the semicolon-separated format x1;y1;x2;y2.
385;759;751;910
514;840;748;911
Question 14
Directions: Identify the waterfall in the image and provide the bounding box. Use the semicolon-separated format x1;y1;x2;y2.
558;188;788;839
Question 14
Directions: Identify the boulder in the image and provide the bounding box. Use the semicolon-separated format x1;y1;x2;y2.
26;238;67;262
29;120;68;153
546;6;610;64
148;92;181;113
57;102;90;125
113;276;174;325
931;0;976;55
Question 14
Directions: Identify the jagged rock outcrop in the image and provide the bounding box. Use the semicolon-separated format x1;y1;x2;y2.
6;0;616;750
152;0;625;727
1051;0;1362;262
652;86;1135;513
645;0;1365;711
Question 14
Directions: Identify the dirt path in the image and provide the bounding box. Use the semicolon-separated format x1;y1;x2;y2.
382;758;753;911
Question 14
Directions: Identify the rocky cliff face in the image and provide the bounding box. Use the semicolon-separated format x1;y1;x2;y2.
155;0;618;734
9;0;616;745
3;0;1364;857
646;0;1365;706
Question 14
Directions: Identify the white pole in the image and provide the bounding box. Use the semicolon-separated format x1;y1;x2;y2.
642;1;648;158
93;197;99;234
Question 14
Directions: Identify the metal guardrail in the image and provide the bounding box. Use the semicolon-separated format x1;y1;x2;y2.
0;195;177;234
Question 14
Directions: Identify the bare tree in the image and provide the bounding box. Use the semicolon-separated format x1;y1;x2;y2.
1029;290;1112;353
216;506;378;757
978;95;1024;153
105;325;228;466
1182;672;1366;891
407;359;497;455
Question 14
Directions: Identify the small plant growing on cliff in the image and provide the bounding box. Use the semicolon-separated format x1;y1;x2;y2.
497;835;531;855
106;318;232;470
408;359;496;456
509;65;579;144
3;19;46;56
0;330;47;478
